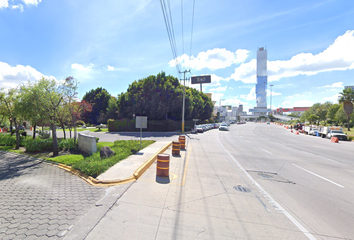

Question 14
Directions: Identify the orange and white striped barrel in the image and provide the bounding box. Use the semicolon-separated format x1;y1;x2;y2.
156;154;170;177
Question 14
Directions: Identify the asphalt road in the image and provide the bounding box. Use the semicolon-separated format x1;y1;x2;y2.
80;122;354;240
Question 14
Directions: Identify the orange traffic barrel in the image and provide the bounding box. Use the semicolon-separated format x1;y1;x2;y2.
178;135;186;150
172;141;181;156
156;154;170;177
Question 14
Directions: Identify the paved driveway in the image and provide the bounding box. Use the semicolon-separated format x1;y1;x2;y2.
0;151;105;239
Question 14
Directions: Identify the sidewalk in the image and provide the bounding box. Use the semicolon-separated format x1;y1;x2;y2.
96;140;172;182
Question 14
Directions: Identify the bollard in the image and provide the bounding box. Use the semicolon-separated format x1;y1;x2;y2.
296;131;299;135
172;141;181;156
178;135;186;150
156;154;170;177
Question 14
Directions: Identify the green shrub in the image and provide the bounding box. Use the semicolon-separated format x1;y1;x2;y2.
38;130;50;139
58;138;77;151
25;138;53;152
0;134;16;146
20;130;27;137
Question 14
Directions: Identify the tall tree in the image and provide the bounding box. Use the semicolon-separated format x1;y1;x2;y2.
0;89;24;149
117;72;213;121
82;87;111;124
338;88;354;131
326;103;340;124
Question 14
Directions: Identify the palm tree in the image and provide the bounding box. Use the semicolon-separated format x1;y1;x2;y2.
338;88;354;131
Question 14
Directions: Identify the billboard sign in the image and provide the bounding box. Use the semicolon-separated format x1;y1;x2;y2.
191;75;211;84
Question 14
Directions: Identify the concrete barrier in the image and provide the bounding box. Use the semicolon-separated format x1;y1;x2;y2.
78;131;97;156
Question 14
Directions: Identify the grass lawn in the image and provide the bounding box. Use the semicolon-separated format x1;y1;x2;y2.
47;140;155;178
75;128;109;133
343;129;354;140
0;139;155;178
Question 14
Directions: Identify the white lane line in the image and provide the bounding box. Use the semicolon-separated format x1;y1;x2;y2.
292;164;344;188
217;134;316;240
306;153;338;163
260;148;273;155
246;140;250;143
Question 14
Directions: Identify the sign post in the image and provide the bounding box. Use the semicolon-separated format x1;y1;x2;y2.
193;119;200;131
135;116;147;150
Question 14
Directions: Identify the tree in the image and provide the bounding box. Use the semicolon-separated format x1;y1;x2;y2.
307;114;319;124
0;89;24;149
36;77;74;156
82;87;111;124
338;88;354;131
117;72;213;121
19;81;50;139
326;103;340;124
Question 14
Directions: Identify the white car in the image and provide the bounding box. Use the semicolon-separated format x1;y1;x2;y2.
219;123;229;131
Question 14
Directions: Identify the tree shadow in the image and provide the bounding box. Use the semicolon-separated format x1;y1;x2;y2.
0;152;42;181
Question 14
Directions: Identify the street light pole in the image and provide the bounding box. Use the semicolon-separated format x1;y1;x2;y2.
180;69;190;133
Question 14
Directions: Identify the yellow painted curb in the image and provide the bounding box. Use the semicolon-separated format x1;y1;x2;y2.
57;141;172;187
133;141;172;180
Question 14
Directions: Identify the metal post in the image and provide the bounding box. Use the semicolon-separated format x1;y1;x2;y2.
180;70;190;133
200;83;202;92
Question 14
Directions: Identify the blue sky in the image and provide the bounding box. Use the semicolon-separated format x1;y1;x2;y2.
1;0;354;112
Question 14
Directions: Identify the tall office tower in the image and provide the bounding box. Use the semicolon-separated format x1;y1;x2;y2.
256;47;267;108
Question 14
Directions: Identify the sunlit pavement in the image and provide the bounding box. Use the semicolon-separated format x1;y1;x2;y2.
0;151;105;239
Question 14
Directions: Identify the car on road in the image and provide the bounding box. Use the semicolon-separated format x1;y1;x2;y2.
219;123;229;131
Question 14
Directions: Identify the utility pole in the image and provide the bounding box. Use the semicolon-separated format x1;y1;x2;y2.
180;69;190;133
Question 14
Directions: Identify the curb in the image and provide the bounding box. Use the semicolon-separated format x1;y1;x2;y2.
57;141;172;187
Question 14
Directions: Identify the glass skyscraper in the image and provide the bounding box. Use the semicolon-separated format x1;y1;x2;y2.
249;47;270;115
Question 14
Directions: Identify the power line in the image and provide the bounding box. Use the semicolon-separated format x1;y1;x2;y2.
160;0;181;77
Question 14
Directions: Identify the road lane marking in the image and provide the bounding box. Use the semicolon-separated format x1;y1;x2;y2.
260;148;273;155
246;140;250;143
217;133;316;240
292;164;344;188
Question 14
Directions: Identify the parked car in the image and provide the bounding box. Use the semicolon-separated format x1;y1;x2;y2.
196;126;204;133
326;129;348;140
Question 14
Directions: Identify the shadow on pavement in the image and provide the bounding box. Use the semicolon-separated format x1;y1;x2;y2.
156;176;171;184
0;152;41;181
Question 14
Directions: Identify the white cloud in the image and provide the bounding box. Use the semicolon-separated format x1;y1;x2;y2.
210;93;224;103
0;0;9;8
22;0;41;5
0;0;40;10
11;4;23;11
230;30;354;83
230;59;256;83
323;94;340;103
170;48;249;71
318;82;343;88
282;99;314;108
209;86;227;92
0;61;56;90
106;65;115;71
71;63;94;71
240;87;256;101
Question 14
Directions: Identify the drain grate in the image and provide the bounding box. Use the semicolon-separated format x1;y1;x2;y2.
259;173;273;179
234;185;251;193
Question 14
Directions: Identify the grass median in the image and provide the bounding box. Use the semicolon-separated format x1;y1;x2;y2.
47;140;155;178
0;135;155;178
